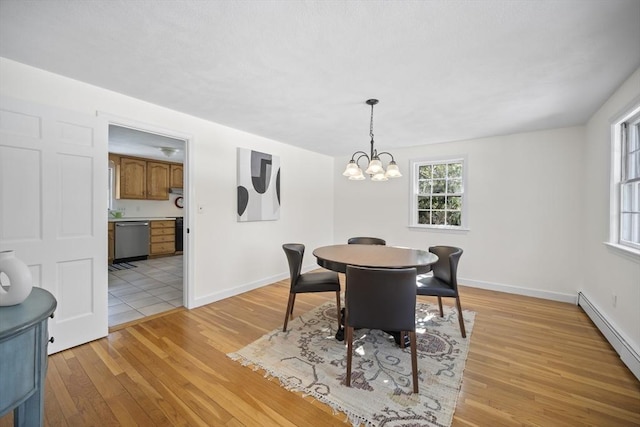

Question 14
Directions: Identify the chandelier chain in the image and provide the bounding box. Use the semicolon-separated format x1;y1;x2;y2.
369;103;374;140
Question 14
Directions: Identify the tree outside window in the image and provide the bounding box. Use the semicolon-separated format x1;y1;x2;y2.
411;158;466;229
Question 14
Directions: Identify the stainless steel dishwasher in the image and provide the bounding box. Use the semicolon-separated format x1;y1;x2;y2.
114;221;150;262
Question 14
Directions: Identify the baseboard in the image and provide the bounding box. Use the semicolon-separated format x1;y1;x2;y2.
577;292;640;381
191;263;318;309
190;270;639;380
193;272;576;310
460;277;577;304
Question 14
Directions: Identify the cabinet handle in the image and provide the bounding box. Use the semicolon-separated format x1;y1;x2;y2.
49;337;55;344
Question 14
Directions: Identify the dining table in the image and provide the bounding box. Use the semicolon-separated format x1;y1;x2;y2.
312;244;439;342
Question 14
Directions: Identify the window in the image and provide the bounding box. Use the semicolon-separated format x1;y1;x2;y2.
617;109;640;250
410;157;467;229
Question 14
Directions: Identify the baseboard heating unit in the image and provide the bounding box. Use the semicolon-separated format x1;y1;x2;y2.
577;292;640;380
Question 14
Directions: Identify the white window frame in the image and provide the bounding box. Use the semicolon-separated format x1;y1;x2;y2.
608;102;640;257
409;156;469;231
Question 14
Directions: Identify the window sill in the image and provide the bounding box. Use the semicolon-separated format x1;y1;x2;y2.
409;225;470;234
603;242;640;263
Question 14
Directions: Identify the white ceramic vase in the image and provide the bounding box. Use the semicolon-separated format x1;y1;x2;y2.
0;250;33;306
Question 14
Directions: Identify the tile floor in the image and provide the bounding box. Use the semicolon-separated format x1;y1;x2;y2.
108;255;183;327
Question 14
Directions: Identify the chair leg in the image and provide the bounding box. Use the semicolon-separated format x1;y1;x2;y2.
409;331;419;394
289;293;296;319
283;293;295;332
335;291;342;330
346;326;353;387
437;296;444;317
455;297;466;338
399;331;406;348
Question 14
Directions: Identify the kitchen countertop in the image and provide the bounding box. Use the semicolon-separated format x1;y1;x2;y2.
108;217;178;222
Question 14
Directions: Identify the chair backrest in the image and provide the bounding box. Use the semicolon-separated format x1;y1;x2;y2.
347;237;386;245
282;243;305;289
428;246;463;289
346;266;417;331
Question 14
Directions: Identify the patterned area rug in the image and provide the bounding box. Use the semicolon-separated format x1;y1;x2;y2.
228;301;475;426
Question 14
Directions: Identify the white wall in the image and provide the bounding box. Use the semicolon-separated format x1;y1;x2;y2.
0;57;335;308
334;127;585;302
4;55;637;361
583;68;640;355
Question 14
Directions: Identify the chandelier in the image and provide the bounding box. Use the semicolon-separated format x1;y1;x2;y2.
342;99;401;181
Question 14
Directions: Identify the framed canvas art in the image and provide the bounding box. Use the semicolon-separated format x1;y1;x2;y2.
237;148;281;221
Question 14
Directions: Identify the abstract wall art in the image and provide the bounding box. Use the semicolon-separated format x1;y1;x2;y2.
237;148;281;222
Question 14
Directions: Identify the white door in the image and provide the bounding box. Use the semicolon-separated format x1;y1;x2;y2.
0;96;108;353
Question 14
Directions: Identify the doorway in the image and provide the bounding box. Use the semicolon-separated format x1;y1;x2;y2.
105;122;189;327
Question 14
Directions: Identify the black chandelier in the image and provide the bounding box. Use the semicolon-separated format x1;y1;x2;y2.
342;99;401;181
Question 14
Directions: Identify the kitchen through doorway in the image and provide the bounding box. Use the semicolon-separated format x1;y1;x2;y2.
106;123;188;327
107;255;183;326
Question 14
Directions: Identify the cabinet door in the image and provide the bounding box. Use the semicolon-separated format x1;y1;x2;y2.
170;164;183;188
120;157;146;199
147;162;170;200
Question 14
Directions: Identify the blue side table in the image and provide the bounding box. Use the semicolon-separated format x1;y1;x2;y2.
0;288;57;426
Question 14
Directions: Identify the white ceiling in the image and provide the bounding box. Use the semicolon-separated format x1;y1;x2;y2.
109;125;186;163
1;0;639;158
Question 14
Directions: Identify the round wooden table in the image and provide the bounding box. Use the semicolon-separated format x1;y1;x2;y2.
313;244;438;275
313;244;438;342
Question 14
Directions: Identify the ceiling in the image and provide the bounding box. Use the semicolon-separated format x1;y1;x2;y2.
1;1;639;158
109;125;186;163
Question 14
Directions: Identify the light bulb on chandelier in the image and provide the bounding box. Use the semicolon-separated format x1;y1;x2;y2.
342;99;401;181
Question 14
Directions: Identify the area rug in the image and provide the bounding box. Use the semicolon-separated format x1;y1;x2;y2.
108;262;138;272
228;301;475;426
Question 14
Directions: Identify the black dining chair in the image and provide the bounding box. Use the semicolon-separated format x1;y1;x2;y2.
416;246;466;338
345;265;419;393
282;243;341;333
347;237;386;245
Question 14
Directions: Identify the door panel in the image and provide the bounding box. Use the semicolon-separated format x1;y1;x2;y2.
58;259;93;319
0;96;108;353
0;145;41;240
59;154;93;236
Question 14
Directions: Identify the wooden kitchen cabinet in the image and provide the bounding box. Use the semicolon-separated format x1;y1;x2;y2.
119;157;147;199
150;220;175;257
115;155;175;200
108;222;115;264
170;164;183;188
147;161;170;200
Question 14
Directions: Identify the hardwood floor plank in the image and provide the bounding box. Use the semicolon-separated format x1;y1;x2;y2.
2;280;638;427
110;332;211;426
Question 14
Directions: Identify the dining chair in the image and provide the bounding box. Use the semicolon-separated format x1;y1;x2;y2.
347;237;386;245
416;246;466;338
282;243;341;332
345;265;419;393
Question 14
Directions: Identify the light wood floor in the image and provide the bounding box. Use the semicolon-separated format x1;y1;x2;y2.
2;279;639;426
